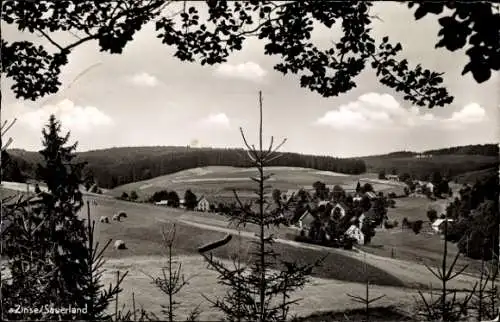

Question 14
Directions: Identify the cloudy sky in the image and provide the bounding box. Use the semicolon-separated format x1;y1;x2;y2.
2;2;498;157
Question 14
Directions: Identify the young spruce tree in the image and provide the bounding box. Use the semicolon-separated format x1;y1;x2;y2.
1;115;125;320
200;92;324;322
32;114;90;318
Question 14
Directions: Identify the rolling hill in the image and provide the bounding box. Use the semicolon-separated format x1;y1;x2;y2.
359;144;498;182
108;165;371;201
3;143;498;189
3;146;366;189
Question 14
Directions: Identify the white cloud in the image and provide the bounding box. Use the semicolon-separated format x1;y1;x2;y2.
315;93;417;131
199;113;231;128
445;103;486;124
214;61;267;82
314;93;486;132
18;99;113;132
128;72;159;87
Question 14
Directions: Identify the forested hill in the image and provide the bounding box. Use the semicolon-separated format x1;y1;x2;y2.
4;146;366;189
358;143;499;159
359;143;499;181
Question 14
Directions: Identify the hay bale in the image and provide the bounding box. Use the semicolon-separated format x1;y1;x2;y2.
117;211;127;219
99;216;109;223
112;214;120;221
114;240;127;250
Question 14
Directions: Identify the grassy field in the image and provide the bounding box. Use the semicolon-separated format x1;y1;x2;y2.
453;167;498;184
359;193;484;274
70;195;408;287
109;166;408;202
108;166;370;200
2;186;483;320
363;154;498;172
101;255;423;320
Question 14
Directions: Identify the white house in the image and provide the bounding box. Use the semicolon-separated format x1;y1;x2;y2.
155;200;169;207
426;182;435;194
195;196;210;212
386;174;399;181
345;224;365;245
431;218;454;234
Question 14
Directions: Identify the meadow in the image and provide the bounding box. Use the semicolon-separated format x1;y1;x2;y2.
1;181;482;320
108;166;407;201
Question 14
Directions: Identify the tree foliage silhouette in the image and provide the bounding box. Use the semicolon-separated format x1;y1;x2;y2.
3;1;496;103
406;1;499;83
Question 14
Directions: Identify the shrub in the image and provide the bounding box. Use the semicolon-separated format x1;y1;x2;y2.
412;220;424;234
129;190;138;201
427;209;438;223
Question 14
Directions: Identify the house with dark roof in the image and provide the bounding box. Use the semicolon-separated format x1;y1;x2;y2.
298;210;316;230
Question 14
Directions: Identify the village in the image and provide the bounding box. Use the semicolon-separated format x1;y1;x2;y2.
147;175;451;250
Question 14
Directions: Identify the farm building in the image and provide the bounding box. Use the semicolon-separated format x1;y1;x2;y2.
426;182;435;194
365;191;377;200
386;174;399;181
331;202;347;219
345;224;365;244
431;218;454;234
298;210;315;230
195;196;211;212
155;200;169;207
318;200;331;207
352;193;363;202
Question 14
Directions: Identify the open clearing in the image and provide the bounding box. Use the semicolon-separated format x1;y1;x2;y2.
109;166;367;199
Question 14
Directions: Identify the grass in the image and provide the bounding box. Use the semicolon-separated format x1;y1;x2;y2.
453;167;498;185
292;305;413;321
3;185;483;319
2;185;482;286
101;255;423;321
79;196;405;287
360;195;484;275
108;166;367;200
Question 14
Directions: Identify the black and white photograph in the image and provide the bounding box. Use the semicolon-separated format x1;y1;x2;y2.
1;1;499;321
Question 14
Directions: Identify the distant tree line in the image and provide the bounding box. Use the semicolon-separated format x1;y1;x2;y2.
3;147;366;188
422;144;499;157
365;155;498;182
363;144;499;159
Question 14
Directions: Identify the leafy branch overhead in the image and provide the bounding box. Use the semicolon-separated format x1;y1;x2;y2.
406;1;499;84
3;1;496;105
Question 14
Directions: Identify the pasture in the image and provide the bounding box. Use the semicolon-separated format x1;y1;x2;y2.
1;185;482;320
108;166;369;200
360;195;484;274
76;196;405;287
